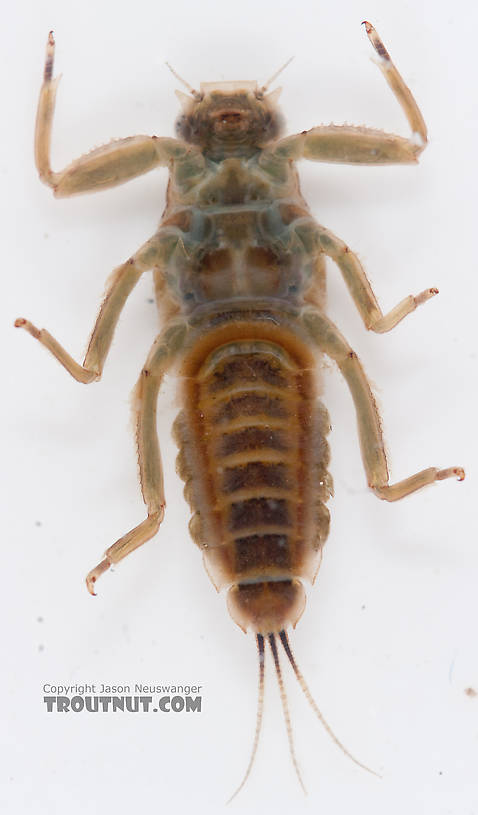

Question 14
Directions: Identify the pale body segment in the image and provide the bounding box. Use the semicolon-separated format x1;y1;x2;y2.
17;24;464;795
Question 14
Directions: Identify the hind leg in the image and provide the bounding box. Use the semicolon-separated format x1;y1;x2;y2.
301;308;464;500
86;321;188;593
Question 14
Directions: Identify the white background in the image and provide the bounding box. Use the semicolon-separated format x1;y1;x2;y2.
2;0;477;813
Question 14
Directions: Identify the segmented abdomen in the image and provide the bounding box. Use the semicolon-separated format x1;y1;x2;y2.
174;321;333;604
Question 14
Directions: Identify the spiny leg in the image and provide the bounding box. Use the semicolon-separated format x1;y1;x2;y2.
279;631;379;776
296;220;438;333
301;308;464;501
35;32;188;195
268;633;306;794
15;233;180;383
86;321;188;594
265;22;427;166
362;21;427;147
227;634;266;804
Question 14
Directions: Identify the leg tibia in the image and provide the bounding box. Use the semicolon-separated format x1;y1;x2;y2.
85;320;188;593
273;22;427;167
362;21;427;148
35;32;60;187
34;32;167;195
86;512;163;595
301;308;465;500
15;260;142;382
314;224;438;333
14;318;99;383
14;233;169;383
373;467;465;502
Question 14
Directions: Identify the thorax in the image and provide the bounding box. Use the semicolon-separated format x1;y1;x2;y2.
159;150;320;310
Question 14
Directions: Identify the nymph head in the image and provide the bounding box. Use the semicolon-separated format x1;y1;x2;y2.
174;79;285;156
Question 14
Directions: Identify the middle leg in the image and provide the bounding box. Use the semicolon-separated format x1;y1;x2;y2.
294;218;438;333
15;231;184;383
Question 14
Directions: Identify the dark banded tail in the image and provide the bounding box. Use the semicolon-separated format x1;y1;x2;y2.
228;631;379;801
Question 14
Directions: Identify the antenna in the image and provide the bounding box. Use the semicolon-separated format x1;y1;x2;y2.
260;56;294;95
165;62;201;100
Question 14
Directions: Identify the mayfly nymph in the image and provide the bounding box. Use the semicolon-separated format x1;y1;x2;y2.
17;22;464;796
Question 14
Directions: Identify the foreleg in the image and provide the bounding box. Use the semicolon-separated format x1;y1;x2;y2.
264;23;427;167
35;32;189;195
300;309;464;500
